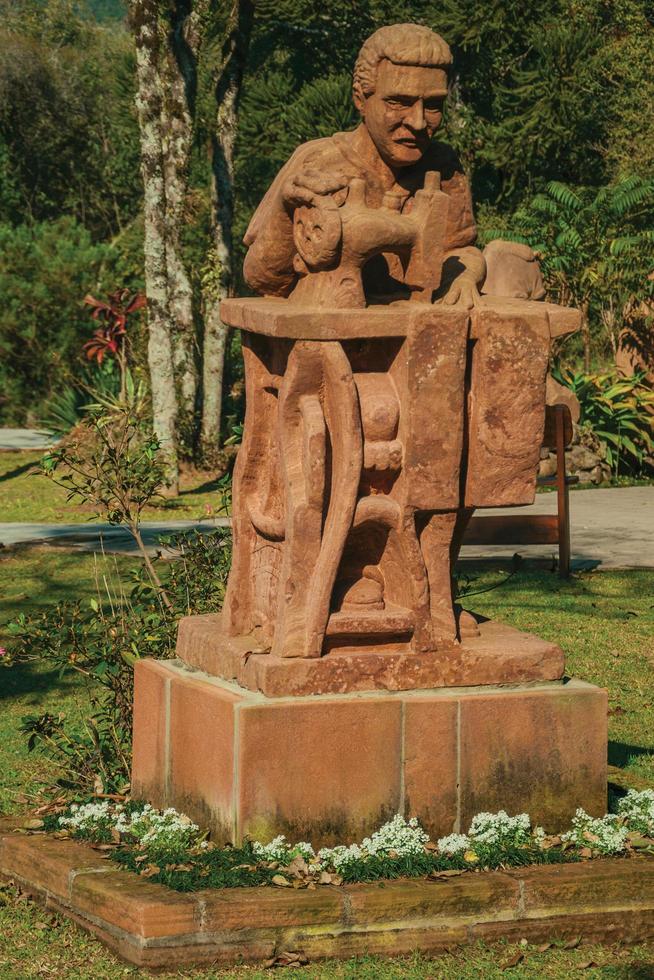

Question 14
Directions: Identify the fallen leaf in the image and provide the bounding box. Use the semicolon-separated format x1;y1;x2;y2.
537;942;553;952
564;936;581;949
140;864;161;878
93;774;104;795
429;869;466;880
271;874;291;887
287;854;309;878
264;950;308;968
579;847;593;858
21;819;44;831
501;951;524;969
578;961;598;970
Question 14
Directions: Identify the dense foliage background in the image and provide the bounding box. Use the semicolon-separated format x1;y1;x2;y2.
1;0;652;427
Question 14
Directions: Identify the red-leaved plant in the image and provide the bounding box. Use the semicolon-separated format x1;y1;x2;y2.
83;289;146;399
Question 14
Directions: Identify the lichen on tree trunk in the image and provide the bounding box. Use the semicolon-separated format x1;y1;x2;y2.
130;0;180;493
201;0;253;455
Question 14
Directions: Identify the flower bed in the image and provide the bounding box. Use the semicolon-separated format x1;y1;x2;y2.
39;791;654;893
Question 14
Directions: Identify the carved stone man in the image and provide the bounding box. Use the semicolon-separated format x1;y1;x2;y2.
211;22;577;676
244;25;486;308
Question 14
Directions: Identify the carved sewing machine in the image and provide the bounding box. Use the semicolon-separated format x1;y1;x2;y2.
290;172;449;308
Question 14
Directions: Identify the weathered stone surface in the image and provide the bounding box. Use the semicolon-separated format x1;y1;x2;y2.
176;615;564;697
403;697;458;838
169;671;242;843
237;697;403;845
345;874;520;923
132;660;605;847
516;857;654;911
0;834;109;902
131;659;175;807
71;869;199;939
459;684;608;830
199;884;343;931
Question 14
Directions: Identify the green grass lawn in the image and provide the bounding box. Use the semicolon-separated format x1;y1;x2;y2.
1;551;653;977
0;450;226;523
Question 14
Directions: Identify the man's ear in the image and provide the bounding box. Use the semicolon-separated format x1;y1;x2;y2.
352;83;365;117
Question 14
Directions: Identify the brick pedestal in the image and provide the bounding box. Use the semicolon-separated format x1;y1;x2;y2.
132;659;607;848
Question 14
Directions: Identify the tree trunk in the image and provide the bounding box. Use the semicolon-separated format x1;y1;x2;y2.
161;3;202;424
129;0;179;493
581;299;591;373
201;0;254;456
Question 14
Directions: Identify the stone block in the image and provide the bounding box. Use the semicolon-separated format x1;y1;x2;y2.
0;834;109;902
237;697;403;845
345;874;519;924
169;672;243;843
403;696;458;838
70;869;199;939
459;683;607;831
131;659;176;806
132;661;607;847
199;884;344;931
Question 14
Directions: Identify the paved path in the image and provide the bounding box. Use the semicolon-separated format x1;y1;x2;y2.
0;487;651;568
0;519;230;555
462;485;653;569
0;428;59;451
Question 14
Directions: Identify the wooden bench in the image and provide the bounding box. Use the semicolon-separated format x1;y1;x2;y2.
463;404;577;577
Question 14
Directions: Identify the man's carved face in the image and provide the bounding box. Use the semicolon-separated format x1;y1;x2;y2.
355;60;448;168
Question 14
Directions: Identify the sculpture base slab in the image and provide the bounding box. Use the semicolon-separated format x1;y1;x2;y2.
132;659;606;849
175;614;565;697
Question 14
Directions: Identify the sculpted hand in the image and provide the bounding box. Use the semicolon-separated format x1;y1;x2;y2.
282;168;348;209
437;274;482;310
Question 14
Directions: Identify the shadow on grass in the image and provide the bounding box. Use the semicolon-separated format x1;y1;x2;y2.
0;460;39;484
608;741;654;767
0;662;82;702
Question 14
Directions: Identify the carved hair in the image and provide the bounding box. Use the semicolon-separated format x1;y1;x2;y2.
353;24;452;96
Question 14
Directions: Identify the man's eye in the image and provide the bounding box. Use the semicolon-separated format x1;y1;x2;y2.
384;99;405;109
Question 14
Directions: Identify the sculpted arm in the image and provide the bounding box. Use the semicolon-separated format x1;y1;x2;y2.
243;147;348;297
435;160;486;309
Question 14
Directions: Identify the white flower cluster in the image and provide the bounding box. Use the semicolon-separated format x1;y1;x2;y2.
117;804;202;855
436;833;470;856
561;808;629;855
468;810;531;847
59;801;205;859
437;811;531;856
317;815;429;872
252;835;315;863
59;800;116;833
617;789;654;836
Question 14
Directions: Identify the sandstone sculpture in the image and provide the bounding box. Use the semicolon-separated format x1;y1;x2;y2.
133;24;606;846
210;23;579;684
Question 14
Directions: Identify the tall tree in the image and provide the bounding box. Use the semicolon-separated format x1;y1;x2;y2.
200;0;253;457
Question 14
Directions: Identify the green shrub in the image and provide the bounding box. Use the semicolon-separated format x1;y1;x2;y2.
0;217;108;424
7;528;231;794
553;367;654;475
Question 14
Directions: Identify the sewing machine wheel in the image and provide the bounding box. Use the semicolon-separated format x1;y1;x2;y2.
293;203;342;271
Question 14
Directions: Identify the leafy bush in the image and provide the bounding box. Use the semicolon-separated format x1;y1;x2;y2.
0;217;108;424
7;527;231;794
553;367;654;474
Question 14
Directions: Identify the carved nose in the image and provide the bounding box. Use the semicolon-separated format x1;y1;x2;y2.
406;100;426;131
